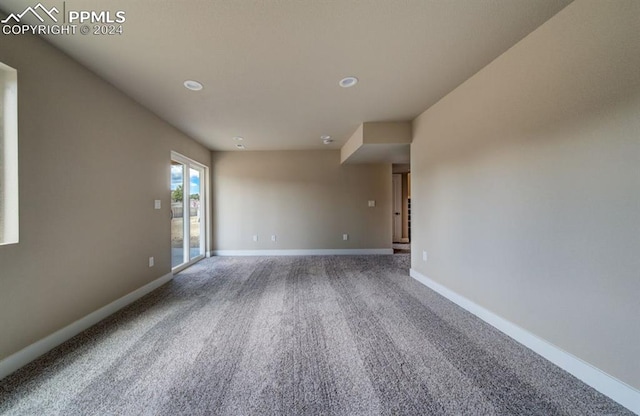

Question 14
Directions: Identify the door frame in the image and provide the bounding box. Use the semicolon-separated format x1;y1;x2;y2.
392;173;403;243
171;151;209;273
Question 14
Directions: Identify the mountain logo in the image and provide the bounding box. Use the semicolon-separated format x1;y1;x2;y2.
1;3;59;24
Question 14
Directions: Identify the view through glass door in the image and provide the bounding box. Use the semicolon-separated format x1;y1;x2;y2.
171;153;206;270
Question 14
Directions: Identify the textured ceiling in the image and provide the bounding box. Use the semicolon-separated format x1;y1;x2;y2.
1;0;572;151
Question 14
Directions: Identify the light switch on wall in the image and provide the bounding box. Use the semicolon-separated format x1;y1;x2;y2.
368;200;376;207
154;200;161;209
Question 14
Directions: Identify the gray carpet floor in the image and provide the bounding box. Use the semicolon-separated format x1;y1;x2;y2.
0;255;633;415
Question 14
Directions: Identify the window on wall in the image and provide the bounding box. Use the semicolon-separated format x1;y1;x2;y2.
0;62;18;245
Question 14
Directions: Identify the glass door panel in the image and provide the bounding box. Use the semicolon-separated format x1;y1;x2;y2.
189;167;203;260
171;161;185;268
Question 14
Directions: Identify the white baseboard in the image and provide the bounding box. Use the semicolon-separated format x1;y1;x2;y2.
409;268;640;415
0;272;173;381
211;248;393;256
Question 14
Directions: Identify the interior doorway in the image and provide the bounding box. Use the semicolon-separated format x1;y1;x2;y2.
392;164;411;254
171;152;207;272
392;174;403;241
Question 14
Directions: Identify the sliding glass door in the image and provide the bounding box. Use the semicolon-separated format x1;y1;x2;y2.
171;153;206;271
171;161;185;268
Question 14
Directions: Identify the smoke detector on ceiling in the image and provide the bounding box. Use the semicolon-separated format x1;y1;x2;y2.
322;135;334;145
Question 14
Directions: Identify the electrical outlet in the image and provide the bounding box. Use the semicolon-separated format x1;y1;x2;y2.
154;200;161;209
253;235;258;242
271;235;277;242
368;200;376;207
149;257;154;267
343;234;349;241
422;251;427;262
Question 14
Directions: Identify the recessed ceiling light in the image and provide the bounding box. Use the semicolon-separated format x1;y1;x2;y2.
339;76;358;88
184;80;203;91
233;136;244;141
236;144;246;149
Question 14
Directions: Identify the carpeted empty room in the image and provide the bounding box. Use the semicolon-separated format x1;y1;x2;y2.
0;255;631;415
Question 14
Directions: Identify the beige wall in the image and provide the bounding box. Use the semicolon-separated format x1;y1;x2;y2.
0;29;210;360
211;150;391;250
362;122;412;144
340;124;364;164
341;123;412;164
411;0;640;389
